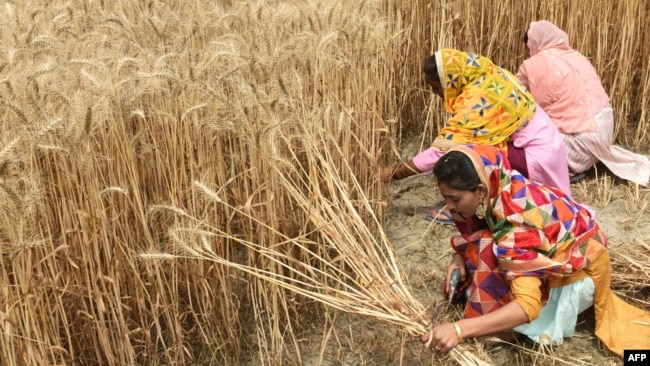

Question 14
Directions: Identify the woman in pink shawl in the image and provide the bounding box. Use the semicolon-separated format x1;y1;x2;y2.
517;20;650;186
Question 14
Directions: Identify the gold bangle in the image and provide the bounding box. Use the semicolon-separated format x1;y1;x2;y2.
453;322;464;343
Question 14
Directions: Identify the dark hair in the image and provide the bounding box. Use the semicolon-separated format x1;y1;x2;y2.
432;151;481;191
422;54;439;83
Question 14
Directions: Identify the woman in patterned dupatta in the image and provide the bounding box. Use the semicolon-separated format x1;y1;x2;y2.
421;144;649;358
381;49;570;224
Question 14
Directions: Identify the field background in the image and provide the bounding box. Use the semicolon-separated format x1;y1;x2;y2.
0;1;648;365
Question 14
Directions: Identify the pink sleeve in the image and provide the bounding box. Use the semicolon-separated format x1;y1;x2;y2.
512;107;572;195
411;147;445;172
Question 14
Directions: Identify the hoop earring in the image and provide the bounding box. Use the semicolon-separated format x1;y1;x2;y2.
475;199;486;219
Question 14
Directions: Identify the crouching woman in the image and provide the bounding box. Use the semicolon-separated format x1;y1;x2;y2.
421;144;650;357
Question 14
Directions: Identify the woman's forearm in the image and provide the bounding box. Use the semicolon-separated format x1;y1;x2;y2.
456;301;529;338
391;160;422;180
421;301;529;352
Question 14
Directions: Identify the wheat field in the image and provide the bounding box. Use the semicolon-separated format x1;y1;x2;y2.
0;1;648;365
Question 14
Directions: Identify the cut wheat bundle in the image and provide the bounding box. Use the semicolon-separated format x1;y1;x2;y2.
140;131;493;365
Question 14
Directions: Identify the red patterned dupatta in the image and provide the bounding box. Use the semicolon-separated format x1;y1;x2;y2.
447;145;607;318
451;216;514;317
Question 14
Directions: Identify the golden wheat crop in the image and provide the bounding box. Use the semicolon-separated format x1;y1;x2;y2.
0;0;648;365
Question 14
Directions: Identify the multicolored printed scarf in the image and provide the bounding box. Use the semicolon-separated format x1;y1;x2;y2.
432;49;537;151
447;145;607;318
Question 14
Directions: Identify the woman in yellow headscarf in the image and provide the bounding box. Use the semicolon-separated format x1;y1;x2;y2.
381;49;570;224
430;48;534;149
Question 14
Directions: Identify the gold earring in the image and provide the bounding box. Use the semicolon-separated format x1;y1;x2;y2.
475;199;486;219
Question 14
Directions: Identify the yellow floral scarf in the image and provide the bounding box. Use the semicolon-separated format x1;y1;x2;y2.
432;49;537;151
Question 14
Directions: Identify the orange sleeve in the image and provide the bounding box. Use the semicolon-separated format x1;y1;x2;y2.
510;276;544;322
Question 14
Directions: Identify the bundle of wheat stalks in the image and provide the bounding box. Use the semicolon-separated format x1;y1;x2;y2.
1;0;649;365
141;131;493;365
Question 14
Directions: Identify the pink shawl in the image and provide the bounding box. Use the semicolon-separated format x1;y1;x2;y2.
517;20;610;134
